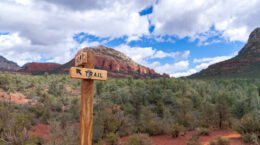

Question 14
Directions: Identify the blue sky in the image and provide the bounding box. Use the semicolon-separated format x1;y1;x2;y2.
0;0;259;77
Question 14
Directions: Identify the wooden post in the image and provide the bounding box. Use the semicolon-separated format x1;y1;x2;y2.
70;49;107;145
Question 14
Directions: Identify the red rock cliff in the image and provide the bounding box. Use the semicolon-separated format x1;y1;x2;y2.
22;62;61;72
54;46;169;79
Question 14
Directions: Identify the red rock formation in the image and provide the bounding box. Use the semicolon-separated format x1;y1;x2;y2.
1;46;169;78
22;62;61;72
49;46;169;78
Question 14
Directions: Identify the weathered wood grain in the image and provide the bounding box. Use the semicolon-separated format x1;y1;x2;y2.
70;49;107;145
80;50;94;145
75;49;88;67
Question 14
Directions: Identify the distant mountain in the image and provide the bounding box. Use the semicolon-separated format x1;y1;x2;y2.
20;62;62;74
0;56;20;71
191;28;260;78
52;46;169;79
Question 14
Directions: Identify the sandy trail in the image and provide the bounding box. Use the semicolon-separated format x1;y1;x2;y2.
201;132;243;145
121;129;248;145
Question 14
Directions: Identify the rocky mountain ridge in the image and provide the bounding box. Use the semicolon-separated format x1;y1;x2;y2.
191;28;260;78
0;56;20;71
52;46;169;78
2;46;168;78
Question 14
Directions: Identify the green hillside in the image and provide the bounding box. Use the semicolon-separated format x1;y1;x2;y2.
0;73;260;144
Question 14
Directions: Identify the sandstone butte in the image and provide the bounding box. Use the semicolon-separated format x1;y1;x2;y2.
22;62;62;72
20;46;169;79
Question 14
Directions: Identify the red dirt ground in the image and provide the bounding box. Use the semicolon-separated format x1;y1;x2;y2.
30;124;249;145
120;129;249;145
66;86;79;95
0;91;32;104
30;123;50;141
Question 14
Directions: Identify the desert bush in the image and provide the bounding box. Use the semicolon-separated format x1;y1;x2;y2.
209;136;230;145
94;140;105;145
196;128;210;136
104;133;119;145
0;103;40;145
141;120;165;136
170;124;184;138
242;133;259;144
236;112;260;134
187;132;200;145
118;118;136;137
123;134;152;145
48;120;79;145
137;108;169;136
215;94;232;129
93;116;105;143
199;101;216;128
176;98;193;128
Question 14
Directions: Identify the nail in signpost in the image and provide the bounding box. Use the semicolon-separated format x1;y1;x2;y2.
70;49;107;145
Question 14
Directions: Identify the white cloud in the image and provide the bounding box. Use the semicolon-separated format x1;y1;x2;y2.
172;69;197;78
155;61;189;75
150;0;260;42
114;45;156;64
0;0;258;73
0;0;152;65
114;44;190;64
193;55;234;63
114;44;190;76
0;32;78;66
172;52;238;77
126;35;141;43
154;36;176;43
152;50;190;60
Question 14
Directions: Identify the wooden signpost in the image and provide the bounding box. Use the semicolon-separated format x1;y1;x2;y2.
70;49;107;145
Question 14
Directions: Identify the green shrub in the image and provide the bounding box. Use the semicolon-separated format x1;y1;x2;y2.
242;133;259;144
94;140;105;145
187;132;200;145
123;134;152;145
236;112;260;134
196;128;210;136
93;116;105;143
170;124;184;138
209;136;230;145
105;133;119;145
119;118;135;137
144;120;165;136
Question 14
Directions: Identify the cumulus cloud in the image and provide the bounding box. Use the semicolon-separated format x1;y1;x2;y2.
114;44;190;64
150;0;260;42
41;0;154;12
0;33;78;66
155;61;189;74
0;0;152;65
172;69;197;78
172;52;238;77
152;50;190;60
193;55;234;63
114;44;190;76
0;0;258;75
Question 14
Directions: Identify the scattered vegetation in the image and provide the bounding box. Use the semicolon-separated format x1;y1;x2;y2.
209;136;230;145
187;132;200;145
196;127;210;136
123;134;152;145
0;73;260;145
170;124;184;138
